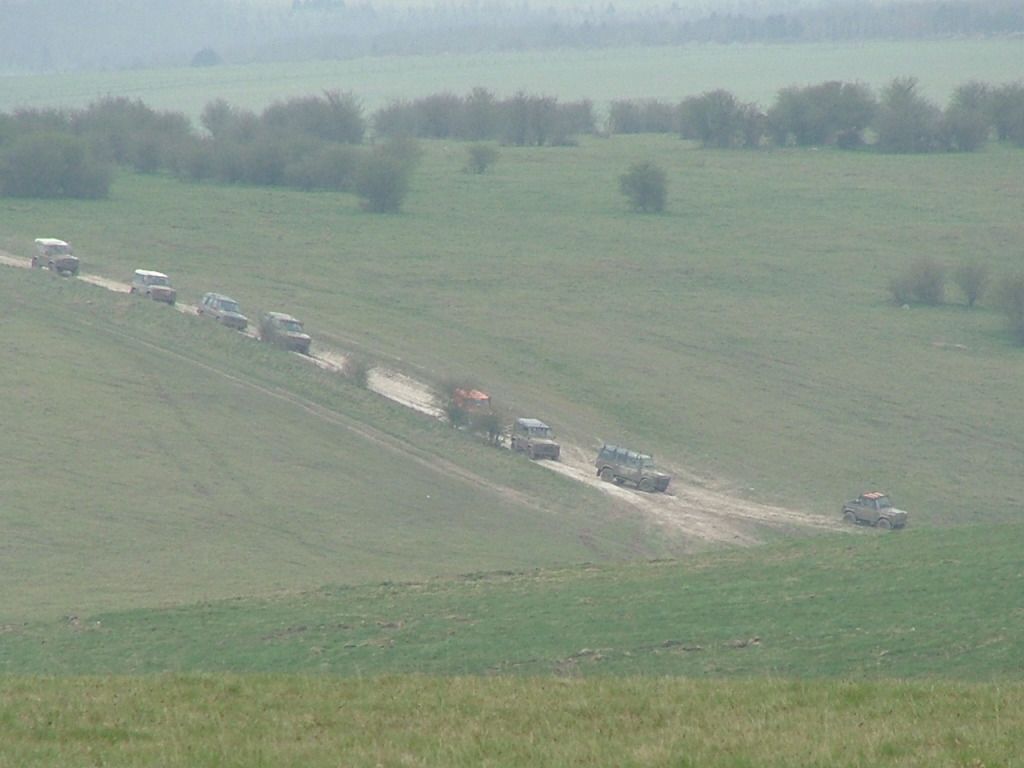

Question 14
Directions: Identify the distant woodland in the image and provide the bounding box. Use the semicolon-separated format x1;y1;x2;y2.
2;0;1022;72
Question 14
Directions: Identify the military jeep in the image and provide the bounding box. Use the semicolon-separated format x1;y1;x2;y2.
259;311;312;354
130;269;177;305
842;492;908;529
33;238;80;276
510;418;560;460
595;443;671;492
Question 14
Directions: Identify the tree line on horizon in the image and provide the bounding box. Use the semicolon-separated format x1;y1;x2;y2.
1;79;1023;206
1;0;1022;71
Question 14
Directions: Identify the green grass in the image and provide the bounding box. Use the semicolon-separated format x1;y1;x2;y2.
3;523;1022;679
4;137;1024;528
2;675;1022;767
2;40;1022;117
0;274;675;622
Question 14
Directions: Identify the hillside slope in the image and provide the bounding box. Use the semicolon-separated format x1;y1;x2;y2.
4;139;1024;525
0;273;678;621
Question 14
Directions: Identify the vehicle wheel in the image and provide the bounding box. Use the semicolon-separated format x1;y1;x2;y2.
599;467;614;483
527;447;536;460
876;517;892;530
843;511;857;524
638;478;655;492
31;257;39;268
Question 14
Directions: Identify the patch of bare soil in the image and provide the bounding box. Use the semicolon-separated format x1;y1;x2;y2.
79;274;131;293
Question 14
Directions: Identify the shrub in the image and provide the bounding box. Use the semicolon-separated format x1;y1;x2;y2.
990;82;1024;146
953;263;990;308
470;409;505;446
445;401;469;429
465;144;499;174
888;273;914;306
679;90;764;148
191;48;222;67
261;91;365;144
285;144;358;190
345;355;371;389
607;99;676;134
768;81;876;147
875;77;945;153
619;162;667;213
893;257;946;305
0;132;111;198
355;152;411;212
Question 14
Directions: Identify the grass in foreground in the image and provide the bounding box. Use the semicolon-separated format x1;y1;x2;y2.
1;675;1020;767
4;523;1021;679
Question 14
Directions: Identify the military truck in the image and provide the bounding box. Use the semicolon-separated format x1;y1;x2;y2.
595;443;671;492
510;418;560;460
841;492;908;529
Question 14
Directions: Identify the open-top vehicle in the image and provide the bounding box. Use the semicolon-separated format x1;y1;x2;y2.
842;491;909;529
452;388;491;412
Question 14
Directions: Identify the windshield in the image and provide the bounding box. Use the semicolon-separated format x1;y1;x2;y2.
219;300;240;313
876;496;892;508
281;319;305;333
530;427;552;437
46;245;73;256
145;275;170;286
640;456;656;468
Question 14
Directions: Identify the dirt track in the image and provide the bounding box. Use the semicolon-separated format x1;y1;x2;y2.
1;249;846;544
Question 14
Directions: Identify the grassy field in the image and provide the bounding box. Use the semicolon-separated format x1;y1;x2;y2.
3;522;1021;678
3;136;1023;527
3;54;1023;766
0;273;674;622
2;675;1022;767
2;40;1022;118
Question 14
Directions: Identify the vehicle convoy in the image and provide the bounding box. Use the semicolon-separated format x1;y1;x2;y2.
259;311;312;354
510;417;561;460
130;269;177;305
198;292;248;330
32;238;79;275
595;443;671;492
842;491;909;529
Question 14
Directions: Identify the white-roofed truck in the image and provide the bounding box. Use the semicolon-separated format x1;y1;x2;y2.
33;238;79;276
